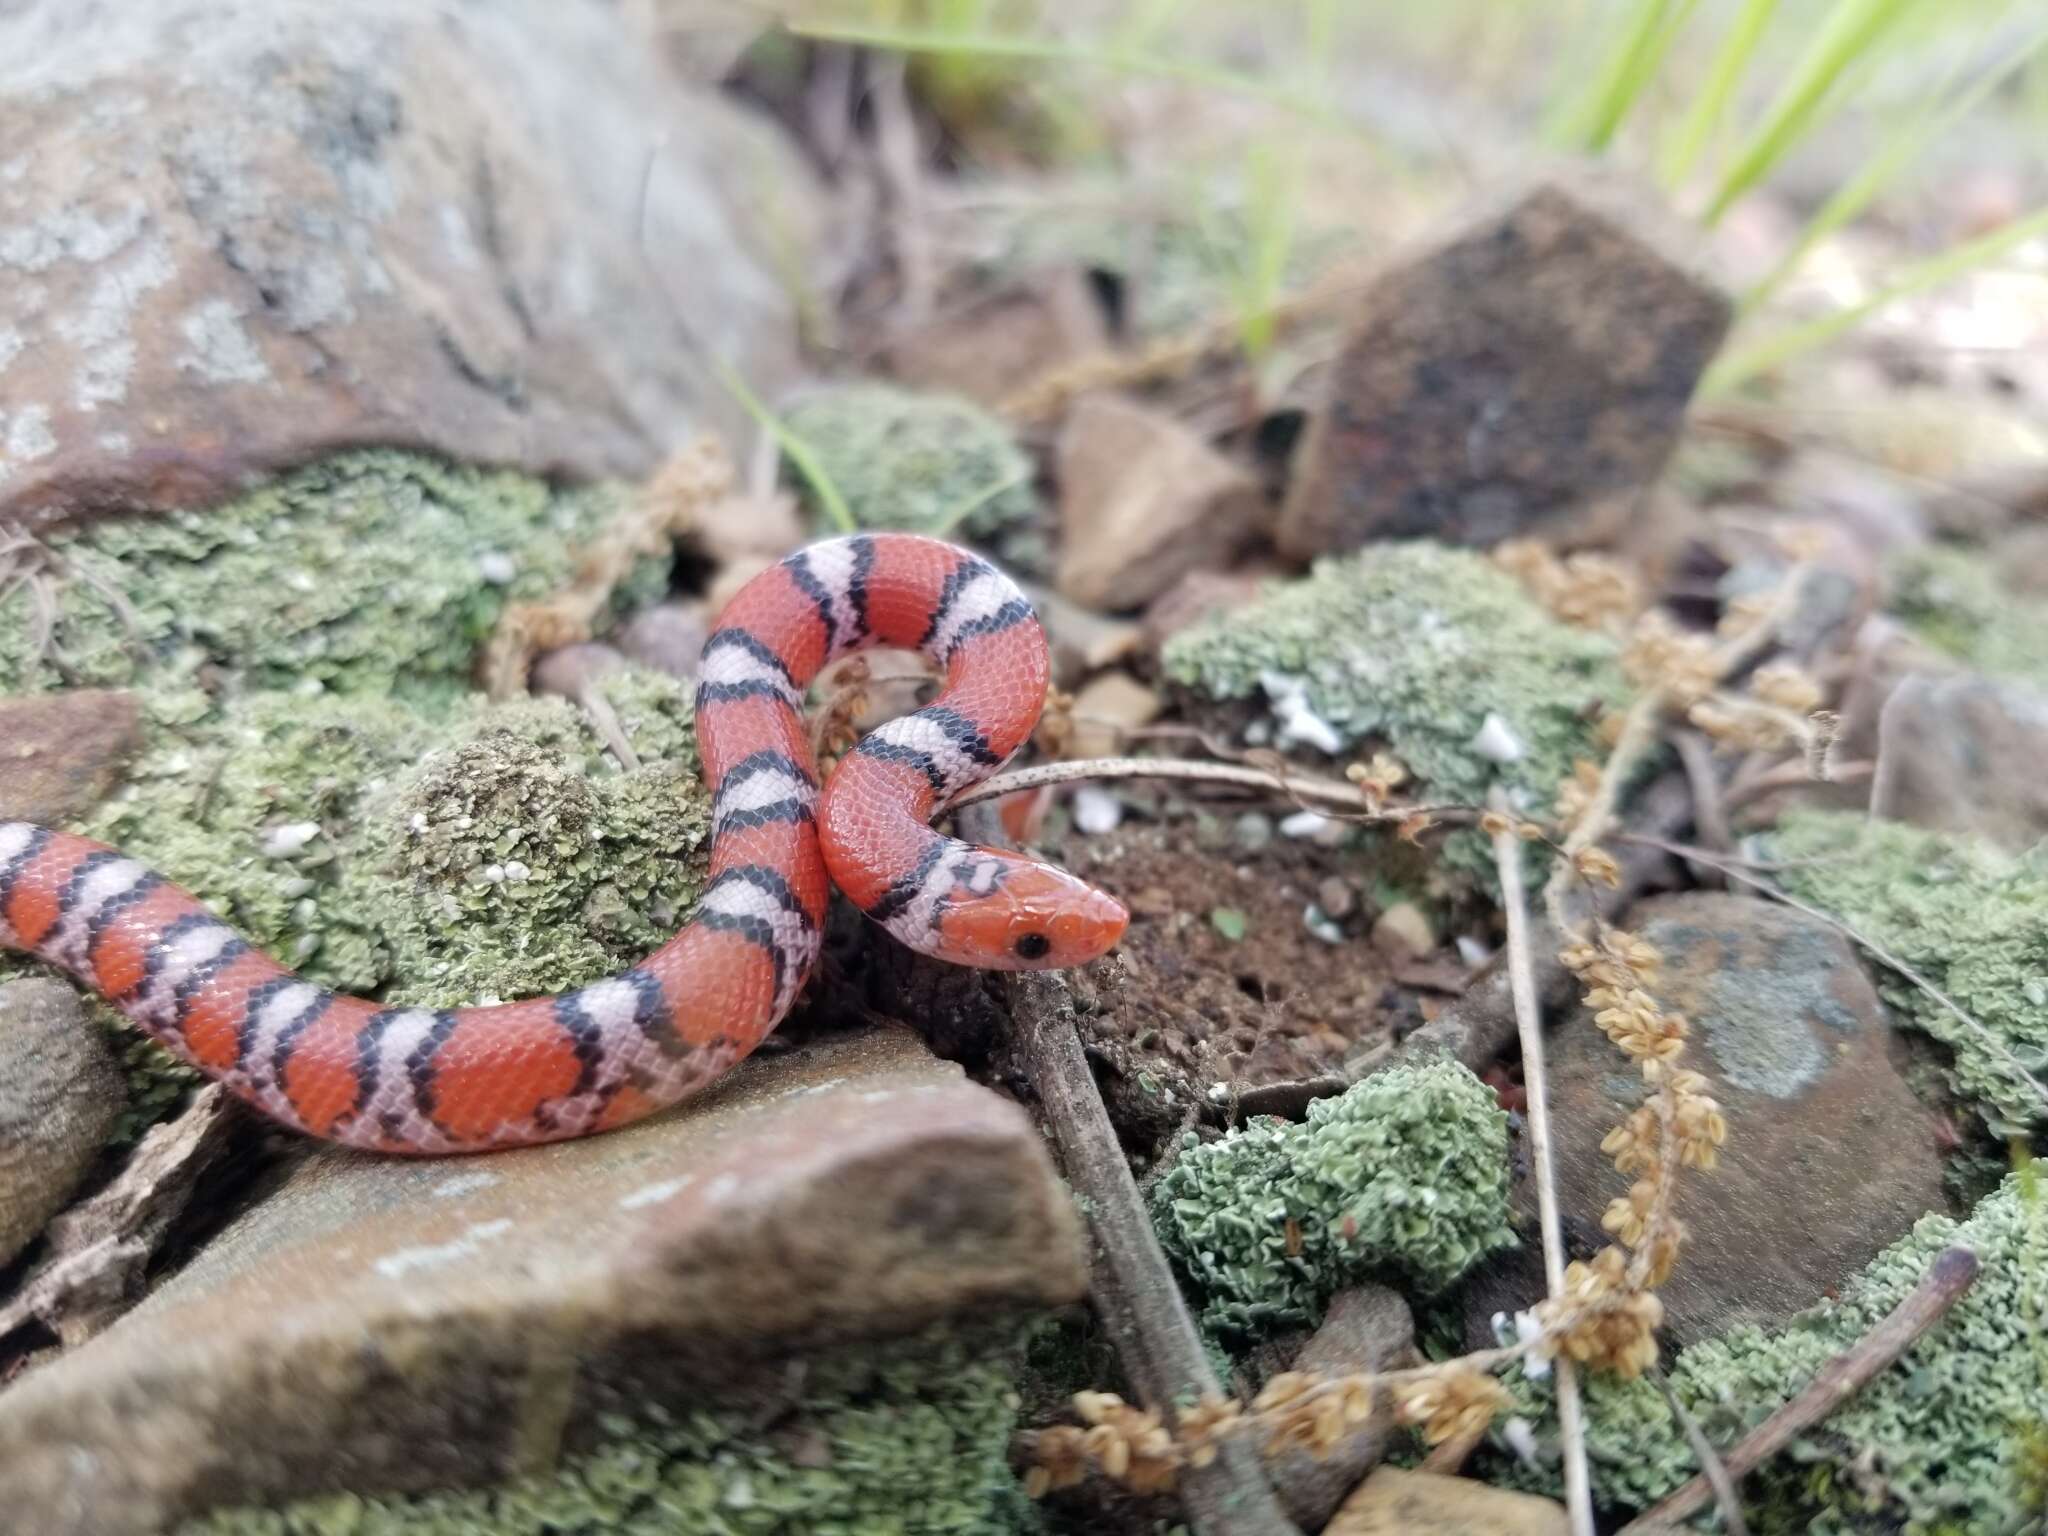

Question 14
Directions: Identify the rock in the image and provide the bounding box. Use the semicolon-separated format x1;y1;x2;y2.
0;1027;1086;1535
1467;893;1946;1347
0;0;823;530
1873;671;2048;851
1055;393;1269;612
1371;901;1436;959
1329;1467;1570;1536
686;489;807;570
1317;876;1358;922
1267;1286;1416;1531
885;269;1110;408
1021;581;1143;688
0;979;126;1268
1278;172;1730;558
1067;671;1163;758
0;689;143;822
614;601;711;681
1142;567;1272;650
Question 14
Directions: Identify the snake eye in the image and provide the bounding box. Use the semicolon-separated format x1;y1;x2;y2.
1013;931;1051;961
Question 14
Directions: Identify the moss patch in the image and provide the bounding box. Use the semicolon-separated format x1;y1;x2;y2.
1151;1061;1515;1339
178;1327;1039;1536
1161;542;1627;874
1765;810;2048;1135
1889;543;2048;684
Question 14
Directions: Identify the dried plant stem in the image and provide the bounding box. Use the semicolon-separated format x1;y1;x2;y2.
1546;694;1661;929
1492;800;1595;1536
1621;1245;1980;1532
1646;1366;1750;1536
945;754;1474;824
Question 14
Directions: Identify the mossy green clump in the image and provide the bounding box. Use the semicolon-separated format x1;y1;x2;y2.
0;450;662;703
1764;809;2048;1135
1161;542;1628;873
1486;1174;2048;1532
178;1328;1039;1536
781;383;1047;573
1150;1062;1516;1338
1889;543;2048;684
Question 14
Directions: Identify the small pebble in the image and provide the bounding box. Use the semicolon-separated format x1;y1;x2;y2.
477;551;518;584
1316;876;1357;920
1470;711;1525;763
1233;812;1273;851
1072;785;1124;835
1279;809;1339;842
1370;901;1435;958
263;821;321;858
1456;934;1494;967
1304;904;1344;944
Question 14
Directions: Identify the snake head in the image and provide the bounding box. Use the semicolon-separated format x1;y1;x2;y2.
929;847;1129;971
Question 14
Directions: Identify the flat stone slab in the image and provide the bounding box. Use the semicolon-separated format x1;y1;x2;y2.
0;1027;1085;1535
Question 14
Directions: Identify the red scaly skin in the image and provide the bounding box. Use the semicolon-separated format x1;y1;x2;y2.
0;534;1128;1155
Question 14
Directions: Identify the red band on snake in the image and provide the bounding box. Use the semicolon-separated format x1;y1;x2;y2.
0;534;1128;1154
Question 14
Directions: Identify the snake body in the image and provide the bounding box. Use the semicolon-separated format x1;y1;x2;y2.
0;533;1127;1154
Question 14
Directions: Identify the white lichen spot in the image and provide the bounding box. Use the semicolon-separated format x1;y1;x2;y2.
0;156;27;183
372;1217;514;1280
431;1171;501;1200
176;298;269;384
409;812;430;835
476;550;517;585
705;1172;741;1204
0;325;21;375
617;1175;694;1211
1469;711;1525;764
262;821;321;857
438;203;483;270
97;431;132;454
481;863;507;885
1;404;56;470
501;860;530;883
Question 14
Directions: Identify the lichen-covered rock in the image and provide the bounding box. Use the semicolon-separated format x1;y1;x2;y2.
1872;670;2048;852
0;979;126;1267
780;383;1047;572
1489;1175;2048;1529
1278;173;1730;557
1151;1061;1515;1338
0;0;821;529
1889;543;2048;683
0;690;143;823
1767;810;2048;1135
1161;542;1626;872
176;1325;1038;1536
0;1028;1087;1535
0;451;662;701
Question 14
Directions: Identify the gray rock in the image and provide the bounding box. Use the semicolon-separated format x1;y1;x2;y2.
0;0;824;530
1279;171;1731;558
0;979;125;1268
1466;893;1945;1347
0;1027;1086;1535
1872;671;2048;852
1268;1285;1415;1532
0;689;142;823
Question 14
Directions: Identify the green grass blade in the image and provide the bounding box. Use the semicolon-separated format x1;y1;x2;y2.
1550;0;1702;153
710;361;857;535
1702;202;2048;396
1700;0;1924;226
1658;0;1781;190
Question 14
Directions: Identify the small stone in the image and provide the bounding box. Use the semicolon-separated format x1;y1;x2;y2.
0;980;126;1268
260;821;321;858
530;641;627;700
1234;812;1274;852
1071;786;1123;835
475;551;518;585
0;690;144;823
885;269;1109;408
1328;1466;1569;1536
1280;809;1346;845
1317;877;1358;920
1267;1286;1416;1531
1371;902;1435;958
1304;906;1345;945
615;603;711;680
1873;671;2048;852
1470;712;1525;764
1055;392;1270;611
1279;171;1731;558
1067;671;1163;759
689;491;806;569
0;1028;1084;1531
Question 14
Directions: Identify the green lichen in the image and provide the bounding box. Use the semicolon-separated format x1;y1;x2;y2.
781;384;1047;573
1485;1174;2048;1532
177;1328;1039;1536
0;450;663;703
1161;542;1628;873
1150;1062;1516;1338
1889;544;2048;684
1764;809;2048;1135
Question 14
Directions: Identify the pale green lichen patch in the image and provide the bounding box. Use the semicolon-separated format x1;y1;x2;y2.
177;1328;1038;1536
781;383;1047;573
1160;543;1627;873
1489;1174;2048;1531
1151;1061;1516;1338
1888;543;2048;684
0;450;662;701
1765;809;2048;1135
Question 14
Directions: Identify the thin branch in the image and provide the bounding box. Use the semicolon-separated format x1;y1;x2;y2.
1617;837;2048;1118
1622;1245;1980;1532
945;754;1474;824
1492;798;1595;1536
1647;1366;1750;1536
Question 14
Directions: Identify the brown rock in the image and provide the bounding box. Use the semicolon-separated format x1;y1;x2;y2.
0;690;143;823
1279;172;1731;558
1371;901;1435;959
0;980;126;1268
1142;567;1273;650
1056;393;1269;612
1873;671;2048;851
1465;893;1944;1348
1329;1467;1569;1536
1267;1286;1415;1531
0;1027;1085;1535
0;0;823;531
1068;671;1163;759
615;602;711;681
688;490;807;569
886;270;1110;409
1021;581;1143;688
